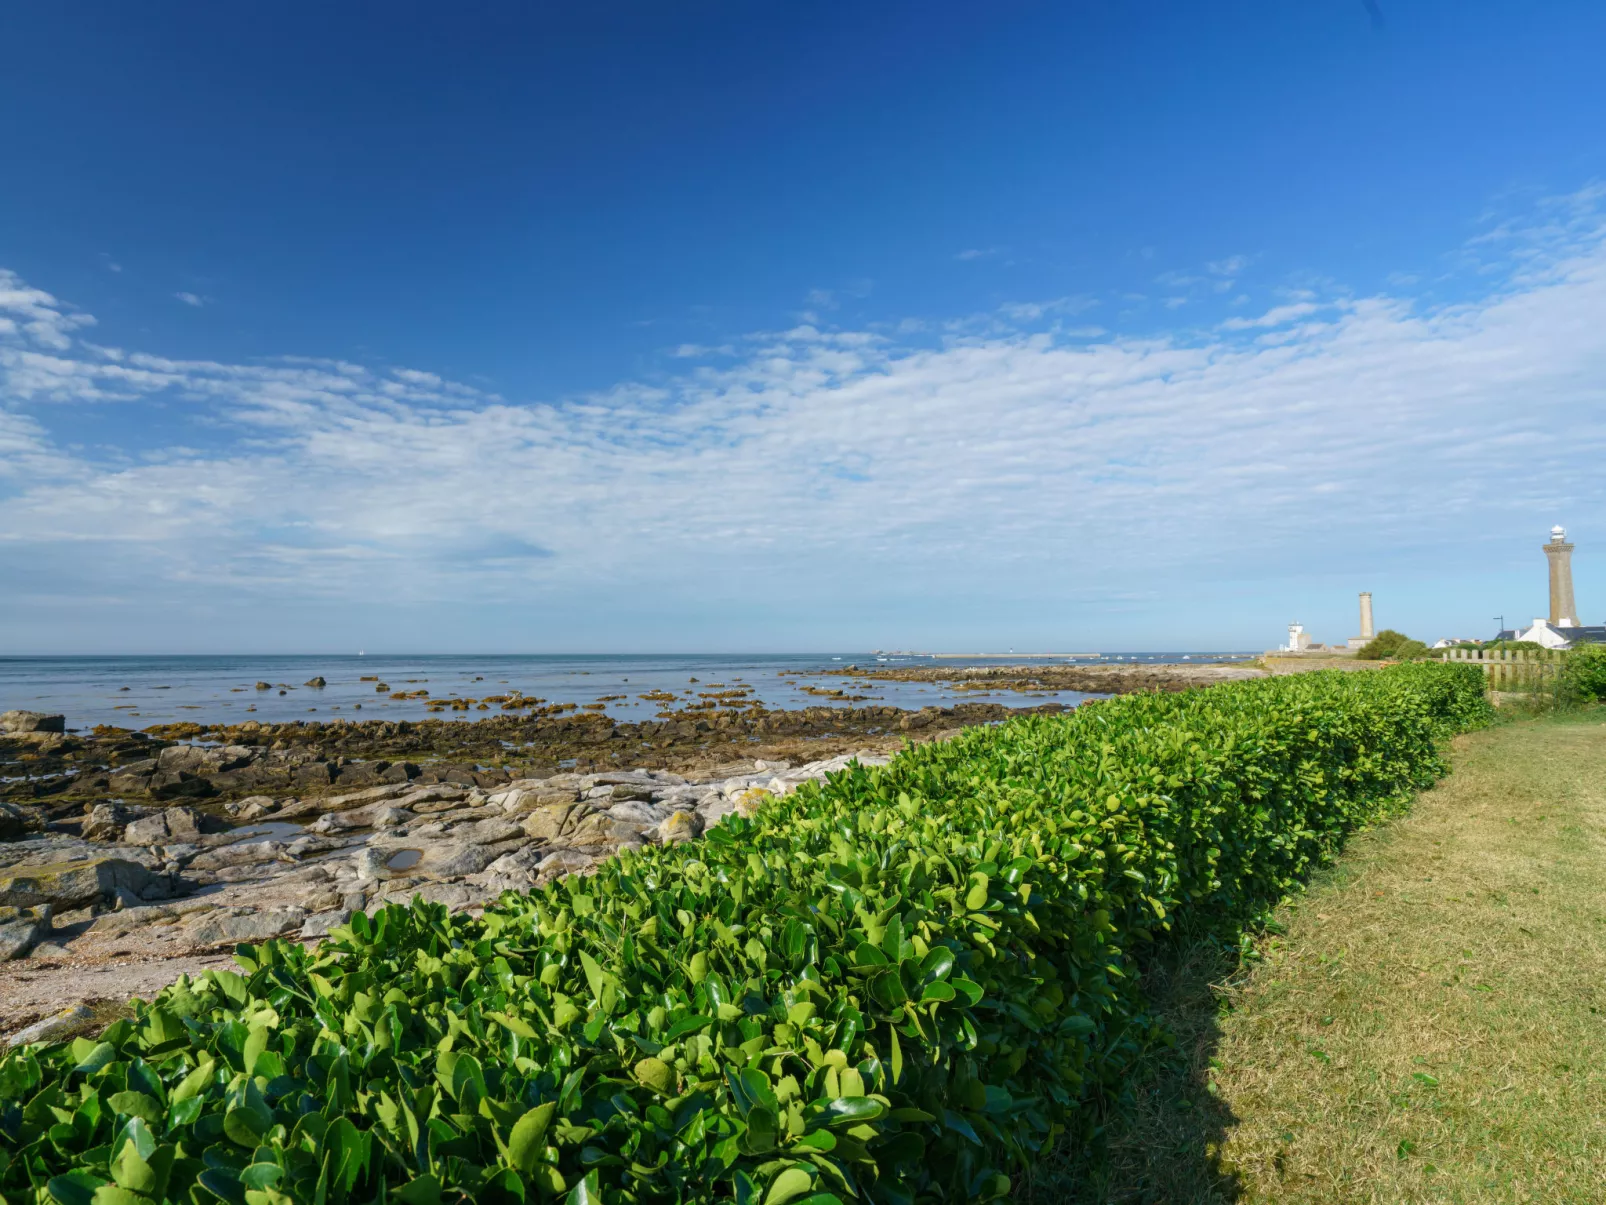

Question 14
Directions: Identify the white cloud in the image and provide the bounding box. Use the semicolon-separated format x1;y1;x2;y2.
2;191;1605;641
175;292;206;307
1218;301;1323;330
0;270;96;350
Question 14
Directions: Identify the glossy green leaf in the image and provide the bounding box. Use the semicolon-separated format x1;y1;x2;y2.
763;1167;814;1205
565;1170;602;1205
964;874;990;911
71;1043;117;1075
507;1102;556;1174
170;1057;215;1104
106;1092;161;1124
633;1057;674;1095
47;1171;106;1205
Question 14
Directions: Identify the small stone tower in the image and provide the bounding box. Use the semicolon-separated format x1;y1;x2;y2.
1544;525;1576;627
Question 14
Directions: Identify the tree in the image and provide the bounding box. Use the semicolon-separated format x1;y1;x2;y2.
1355;629;1427;661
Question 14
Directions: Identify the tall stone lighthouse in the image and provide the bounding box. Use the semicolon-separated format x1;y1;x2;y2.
1545;525;1577;627
1346;591;1375;650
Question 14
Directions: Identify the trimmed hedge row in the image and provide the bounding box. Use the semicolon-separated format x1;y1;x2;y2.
0;664;1490;1205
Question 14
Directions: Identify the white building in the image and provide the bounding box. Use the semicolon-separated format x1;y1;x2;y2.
1512;618;1577;650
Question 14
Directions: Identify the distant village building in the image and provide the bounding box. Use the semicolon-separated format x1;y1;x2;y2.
1281;622;1313;652
1494;525;1605;649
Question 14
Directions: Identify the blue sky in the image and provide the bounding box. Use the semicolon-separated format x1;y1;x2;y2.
2;0;1605;653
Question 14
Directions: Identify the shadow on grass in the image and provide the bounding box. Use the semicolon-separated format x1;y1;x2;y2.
1020;935;1249;1205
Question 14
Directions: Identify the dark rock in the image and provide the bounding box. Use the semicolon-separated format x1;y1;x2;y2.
0;801;35;840
294;762;335;788
157;745;253;775
151;774;218;801
305;677;327;688
237;764;293;790
331;763;382;787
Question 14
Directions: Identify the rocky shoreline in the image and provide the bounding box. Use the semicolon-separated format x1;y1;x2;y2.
0;697;1081;1036
0;698;1062;812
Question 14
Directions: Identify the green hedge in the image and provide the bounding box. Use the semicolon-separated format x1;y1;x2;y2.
0;664;1490;1205
1563;644;1606;702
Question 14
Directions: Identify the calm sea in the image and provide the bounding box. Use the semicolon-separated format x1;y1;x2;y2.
0;652;1252;731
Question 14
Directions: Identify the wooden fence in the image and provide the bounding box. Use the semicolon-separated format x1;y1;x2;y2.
1444;647;1565;690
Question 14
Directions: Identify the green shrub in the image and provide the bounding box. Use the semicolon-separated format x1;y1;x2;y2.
1564;644;1606;702
0;665;1491;1205
1481;640;1546;654
1354;630;1429;661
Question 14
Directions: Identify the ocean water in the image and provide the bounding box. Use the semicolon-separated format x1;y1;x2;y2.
0;652;1253;731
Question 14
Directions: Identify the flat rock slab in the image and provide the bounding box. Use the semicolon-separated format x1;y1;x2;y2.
4;1004;94;1048
185;907;307;946
0;858;164;911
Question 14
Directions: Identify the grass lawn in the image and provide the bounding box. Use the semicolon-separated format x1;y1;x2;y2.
1031;707;1606;1204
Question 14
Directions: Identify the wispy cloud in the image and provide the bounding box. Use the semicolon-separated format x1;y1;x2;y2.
995;296;1099;322
175;292;207;307
1218;301;1323;329
2;191;1605;643
0;270;96;350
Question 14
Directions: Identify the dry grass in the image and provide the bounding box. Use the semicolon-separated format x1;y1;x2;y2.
1027;707;1606;1204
